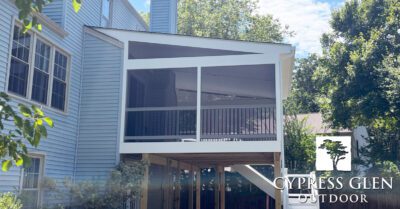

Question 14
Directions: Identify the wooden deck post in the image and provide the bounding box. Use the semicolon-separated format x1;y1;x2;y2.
163;159;172;209
219;166;225;209
189;165;194;209
174;162;181;209
196;168;201;209
214;166;220;209
141;154;149;209
274;152;282;209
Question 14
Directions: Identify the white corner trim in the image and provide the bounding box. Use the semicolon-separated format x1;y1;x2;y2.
84;27;124;48
35;13;69;38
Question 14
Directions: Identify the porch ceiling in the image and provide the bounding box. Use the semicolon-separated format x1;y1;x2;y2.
155;152;274;167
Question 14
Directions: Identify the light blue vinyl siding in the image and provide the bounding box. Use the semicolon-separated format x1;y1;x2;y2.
42;0;66;26
0;0;100;197
0;0;144;201
111;0;147;30
74;32;123;181
150;0;177;33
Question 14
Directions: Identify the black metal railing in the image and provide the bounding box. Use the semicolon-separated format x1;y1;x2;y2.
124;105;276;142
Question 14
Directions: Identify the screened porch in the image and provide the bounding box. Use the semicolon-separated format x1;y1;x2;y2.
124;65;277;143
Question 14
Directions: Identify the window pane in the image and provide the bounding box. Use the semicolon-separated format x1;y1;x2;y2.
31;70;49;104
22;158;40;189
32;40;50;104
8;58;29;96
51;50;67;111
54;51;67;81
51;79;66;110
102;0;110;19
34;40;50;73
11;26;31;62
9;26;31;96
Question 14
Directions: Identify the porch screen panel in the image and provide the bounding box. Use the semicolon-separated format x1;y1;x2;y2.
125;68;197;142
200;65;277;141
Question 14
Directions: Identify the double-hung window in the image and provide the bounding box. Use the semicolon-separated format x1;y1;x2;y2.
20;155;44;209
8;25;69;111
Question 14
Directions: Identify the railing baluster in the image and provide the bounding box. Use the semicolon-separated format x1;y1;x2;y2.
125;105;276;142
273;107;275;134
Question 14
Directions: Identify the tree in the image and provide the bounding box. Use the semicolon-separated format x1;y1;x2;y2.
319;139;348;171
316;0;400;129
315;0;400;165
140;12;150;26
284;114;316;173
285;54;321;114
177;0;292;42
14;0;82;32
0;93;53;171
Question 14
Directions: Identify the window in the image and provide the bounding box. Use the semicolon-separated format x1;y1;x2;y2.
51;51;67;110
20;156;44;209
32;40;50;104
8;26;31;96
101;0;111;27
7;25;69;111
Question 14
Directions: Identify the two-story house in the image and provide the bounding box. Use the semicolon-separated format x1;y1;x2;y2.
0;1;297;209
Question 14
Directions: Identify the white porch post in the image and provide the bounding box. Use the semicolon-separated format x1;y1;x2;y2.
196;66;202;142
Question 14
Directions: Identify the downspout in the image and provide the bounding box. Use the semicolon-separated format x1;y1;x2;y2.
72;27;87;183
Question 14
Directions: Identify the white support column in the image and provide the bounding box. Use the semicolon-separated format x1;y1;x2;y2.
275;60;284;209
196;66;202;142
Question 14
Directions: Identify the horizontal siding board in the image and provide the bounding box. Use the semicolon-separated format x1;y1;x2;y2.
42;0;65;26
0;0;145;203
74;33;122;181
111;0;146;31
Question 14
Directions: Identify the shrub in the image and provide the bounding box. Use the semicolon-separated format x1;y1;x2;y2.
47;161;147;209
0;192;23;209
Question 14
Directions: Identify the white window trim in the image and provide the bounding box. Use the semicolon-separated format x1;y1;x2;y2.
6;21;71;114
19;153;46;209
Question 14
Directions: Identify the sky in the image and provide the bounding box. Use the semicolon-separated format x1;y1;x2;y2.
129;0;345;57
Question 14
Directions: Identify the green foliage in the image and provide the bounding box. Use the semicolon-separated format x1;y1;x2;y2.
314;0;400;166
54;161;147;209
374;161;400;178
285;54;321;114
140;12;150;26
0;192;23;209
14;0;81;32
316;0;400;129
284;115;316;173
0;93;54;172
177;0;292;42
319;139;348;171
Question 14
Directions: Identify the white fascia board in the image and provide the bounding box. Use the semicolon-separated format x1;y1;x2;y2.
84;27;124;48
280;49;296;99
94;27;293;55
119;141;281;153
